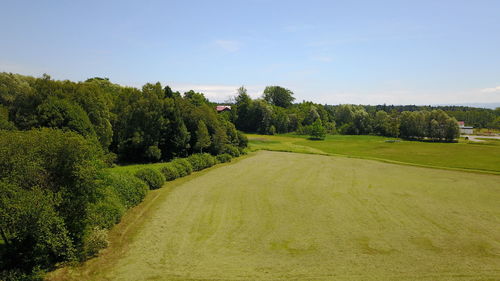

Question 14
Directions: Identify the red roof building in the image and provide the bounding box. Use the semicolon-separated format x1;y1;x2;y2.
216;105;231;112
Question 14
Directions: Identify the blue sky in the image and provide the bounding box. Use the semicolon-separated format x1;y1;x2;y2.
1;0;500;105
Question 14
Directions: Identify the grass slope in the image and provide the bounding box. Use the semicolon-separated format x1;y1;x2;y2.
53;151;500;281
248;134;500;173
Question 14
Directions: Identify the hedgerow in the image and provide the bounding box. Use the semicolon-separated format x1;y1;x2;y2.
134;168;165;190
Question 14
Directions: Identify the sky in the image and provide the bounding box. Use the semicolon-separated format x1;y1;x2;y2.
1;0;500;106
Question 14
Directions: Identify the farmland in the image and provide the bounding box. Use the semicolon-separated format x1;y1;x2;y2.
248;134;500;174
50;150;500;281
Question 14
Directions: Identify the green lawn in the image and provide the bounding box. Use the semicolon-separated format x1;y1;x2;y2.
248;134;500;173
51;151;500;281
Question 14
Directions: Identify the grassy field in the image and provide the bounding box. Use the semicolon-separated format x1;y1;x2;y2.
248;134;500;174
50;151;500;281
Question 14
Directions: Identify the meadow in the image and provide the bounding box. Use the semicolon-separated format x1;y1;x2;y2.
50;150;500;281
248;134;500;174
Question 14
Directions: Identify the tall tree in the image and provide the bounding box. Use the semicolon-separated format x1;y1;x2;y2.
194;120;210;153
262;86;295;108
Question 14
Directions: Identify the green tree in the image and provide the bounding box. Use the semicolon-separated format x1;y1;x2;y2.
0;105;15;130
194;120;211;153
36;97;96;138
262;86;295;108
0;128;105;272
309;119;326;140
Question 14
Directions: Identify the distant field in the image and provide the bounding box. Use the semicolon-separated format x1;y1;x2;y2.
248;134;500;173
51;151;500;281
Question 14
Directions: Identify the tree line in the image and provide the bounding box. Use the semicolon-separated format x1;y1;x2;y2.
0;73;247;162
227;86;499;140
0;73;248;280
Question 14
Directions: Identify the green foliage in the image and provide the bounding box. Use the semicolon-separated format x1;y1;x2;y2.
171;158;193;176
0;182;75;271
103;173;148;208
86;187;125;229
134;168;165;190
222;145;241;157
236;131;248;148
210;126;229;154
161;164;180;181
83;227;109;258
0;128;104;255
262;86;295;108
399;110;459;141
145;145;162;162
201;153;217;168
194;120;211;153
308;119;326;140
0;105;15;130
36;97;96;138
186;154;206;171
186;153;217;171
216;153;232;163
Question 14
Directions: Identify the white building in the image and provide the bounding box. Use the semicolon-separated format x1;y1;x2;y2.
457;121;474;135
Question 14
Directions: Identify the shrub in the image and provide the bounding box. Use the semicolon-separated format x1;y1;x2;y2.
172;158;193;175
236;131;248;148
105;173;148;208
201;153;217;168
87;186;125;229
216;153;232;163
83;227;109;258
0;128;104;272
0;269;43;281
134;168;165;190
161;164;180;181
223;145;240;157
172;162;187;177
187;154;205;171
0;183;75;271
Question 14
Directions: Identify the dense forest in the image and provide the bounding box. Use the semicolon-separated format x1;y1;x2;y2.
0;73;247;162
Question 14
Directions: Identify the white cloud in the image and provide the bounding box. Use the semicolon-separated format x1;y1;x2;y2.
481;86;500;93
213;40;241;52
169;83;263;102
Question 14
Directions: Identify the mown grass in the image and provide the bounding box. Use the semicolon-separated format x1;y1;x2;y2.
49;151;500;280
248;134;500;173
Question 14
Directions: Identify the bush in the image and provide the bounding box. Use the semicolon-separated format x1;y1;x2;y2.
83;227;109;258
0;128;104;272
87;186;125;229
134;168;165;190
201;153;217;168
172;158;193;175
0;269;43;281
105;173;148;208
223;145;240;157
216;153;232;163
161;164;180;181
187;154;205;171
236;131;248;148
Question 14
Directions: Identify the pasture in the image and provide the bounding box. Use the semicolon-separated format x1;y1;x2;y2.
248;134;500;174
50;151;500;281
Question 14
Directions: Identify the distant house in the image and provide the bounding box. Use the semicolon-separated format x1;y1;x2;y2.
216;105;231;112
458;121;474;135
